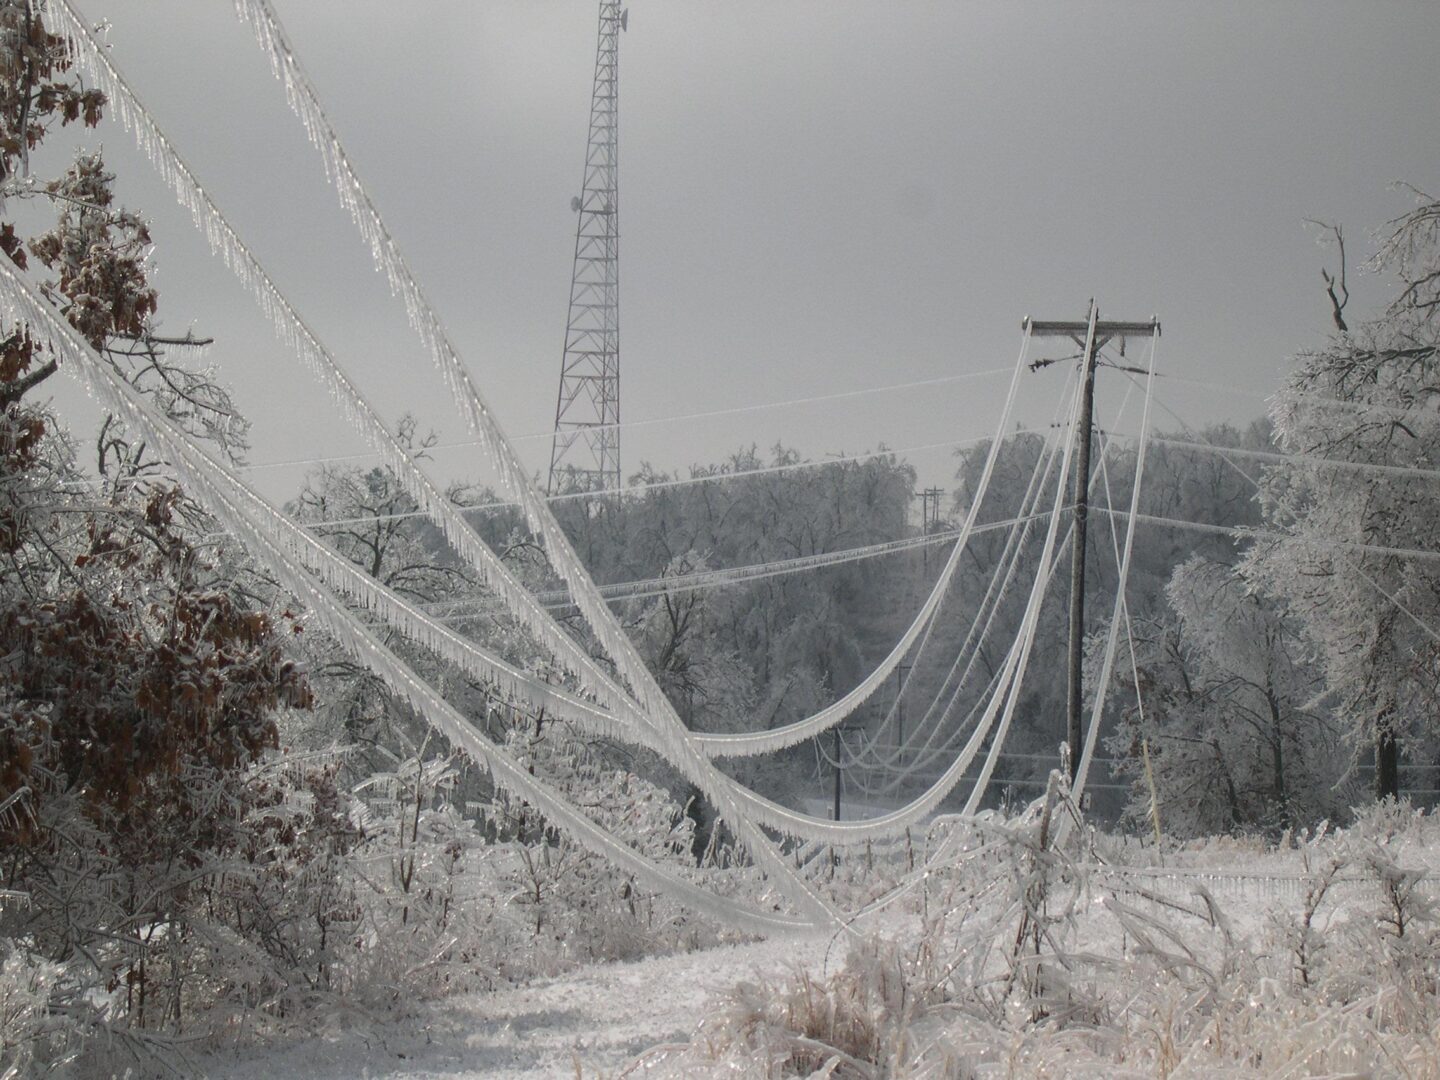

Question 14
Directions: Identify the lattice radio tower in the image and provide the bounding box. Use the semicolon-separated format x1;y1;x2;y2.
548;1;628;495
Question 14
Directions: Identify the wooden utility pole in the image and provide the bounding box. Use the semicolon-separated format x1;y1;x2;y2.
829;723;864;825
895;662;911;751
1026;304;1160;781
915;487;943;568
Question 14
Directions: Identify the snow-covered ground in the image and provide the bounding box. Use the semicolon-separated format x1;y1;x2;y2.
200;809;1440;1079
203;928;841;1079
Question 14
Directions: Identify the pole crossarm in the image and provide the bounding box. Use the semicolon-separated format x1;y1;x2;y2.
1025;317;1161;339
1024;317;1161;365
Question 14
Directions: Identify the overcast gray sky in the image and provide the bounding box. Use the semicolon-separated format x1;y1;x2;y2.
53;1;1440;503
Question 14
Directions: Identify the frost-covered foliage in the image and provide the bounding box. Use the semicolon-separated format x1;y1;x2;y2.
0;374;322;1069
0;11;338;1070
640;800;1440;1078
480;719;723;971
0;941;75;1078
1105;556;1348;838
241;727;737;1013
1243;189;1440;800
0;400;333;1072
551;448;916;797
0;2;103;187
281;443;747;1002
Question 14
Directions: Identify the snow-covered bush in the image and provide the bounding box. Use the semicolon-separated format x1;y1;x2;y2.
0;943;75;1078
477;721;722;974
683;935;959;1080
338;751;500;1001
642;803;1440;1078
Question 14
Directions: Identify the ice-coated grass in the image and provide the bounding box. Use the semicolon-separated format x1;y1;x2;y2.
171;800;1440;1077
631;799;1440;1078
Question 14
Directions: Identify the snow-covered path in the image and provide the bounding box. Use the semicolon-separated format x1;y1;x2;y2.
205;928;843;1079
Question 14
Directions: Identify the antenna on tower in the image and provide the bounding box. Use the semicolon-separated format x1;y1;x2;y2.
548;0;625;496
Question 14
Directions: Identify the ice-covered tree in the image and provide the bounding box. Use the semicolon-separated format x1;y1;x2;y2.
1107;556;1342;837
0;0;246;480
1243;190;1440;800
288;418;493;763
0;7;343;1063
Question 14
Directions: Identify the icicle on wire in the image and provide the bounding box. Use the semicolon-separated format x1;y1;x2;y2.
845;373;1077;786
57;0;1058;853
227;0;1039;766
0;261;819;936
43;0;638;725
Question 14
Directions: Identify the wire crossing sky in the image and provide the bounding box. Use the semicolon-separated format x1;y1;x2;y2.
48;1;1440;502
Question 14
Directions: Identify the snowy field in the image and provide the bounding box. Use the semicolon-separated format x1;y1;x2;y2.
197;804;1440;1079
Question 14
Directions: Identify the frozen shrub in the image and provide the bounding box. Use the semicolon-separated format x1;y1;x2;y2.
0;943;75;1077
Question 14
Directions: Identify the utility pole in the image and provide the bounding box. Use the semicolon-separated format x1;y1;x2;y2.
829;723;863;823
915;487;943;568
894;662;911;752
1026;304;1160;781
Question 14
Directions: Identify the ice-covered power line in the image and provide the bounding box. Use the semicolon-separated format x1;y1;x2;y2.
1097;509;1440;563
1148;433;1440;486
52;0;847;917
288;431;1022;524
61;412;1440;530
50;427;995;509
236;365;1015;474
92;0;1092;866
0;251;820;936
411;511;1046;617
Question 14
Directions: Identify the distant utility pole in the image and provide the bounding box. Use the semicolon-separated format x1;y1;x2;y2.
1026;303;1160;781
894;662;911;751
830;723;863;823
915;487;943;568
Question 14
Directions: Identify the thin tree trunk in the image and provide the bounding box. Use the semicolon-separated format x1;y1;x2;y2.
1376;713;1400;801
1267;689;1290;829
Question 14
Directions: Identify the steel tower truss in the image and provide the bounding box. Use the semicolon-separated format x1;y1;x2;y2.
548;1;626;495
